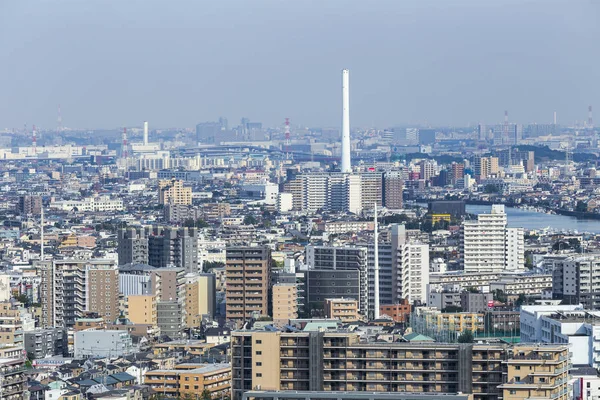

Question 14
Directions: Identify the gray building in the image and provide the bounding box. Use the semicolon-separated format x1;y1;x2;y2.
305;245;368;315
25;328;67;359
118;227;199;272
74;330;133;358
428;290;461;311
157;300;183;339
117;228;149;266
306;269;361;316
196;121;224;144
367;243;393;317
460;291;493;313
428;201;466;218
552;255;600;309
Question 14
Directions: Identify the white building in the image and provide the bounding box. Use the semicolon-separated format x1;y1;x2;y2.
51;196;124;212
520;303;583;343
241;182;279;205
401;243;429;304
74;330;133;358
521;308;600;368
277;192;293;213
460;204;524;272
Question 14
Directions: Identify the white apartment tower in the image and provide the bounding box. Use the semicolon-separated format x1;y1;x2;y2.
460;204;524;272
400;243;429;304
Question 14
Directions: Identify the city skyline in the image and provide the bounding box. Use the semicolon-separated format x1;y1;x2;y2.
1;0;599;129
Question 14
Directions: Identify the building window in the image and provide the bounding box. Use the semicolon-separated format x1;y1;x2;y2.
256;373;262;377
256;340;262;344
256;362;262;366
256;351;262;355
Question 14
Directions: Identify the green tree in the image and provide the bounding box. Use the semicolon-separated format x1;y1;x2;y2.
484;184;500;194
576;201;588;212
201;390;212;400
243;215;258;225
457;331;474;343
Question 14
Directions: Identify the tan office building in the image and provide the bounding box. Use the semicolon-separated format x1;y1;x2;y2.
158;178;192;205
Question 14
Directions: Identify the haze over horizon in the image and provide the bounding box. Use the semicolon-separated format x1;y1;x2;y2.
1;0;599;130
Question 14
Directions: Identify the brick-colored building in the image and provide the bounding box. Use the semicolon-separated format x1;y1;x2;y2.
226;246;271;327
379;299;411;323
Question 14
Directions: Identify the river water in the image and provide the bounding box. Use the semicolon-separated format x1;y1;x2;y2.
466;204;600;233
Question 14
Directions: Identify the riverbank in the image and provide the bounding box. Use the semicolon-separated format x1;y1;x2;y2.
416;198;600;221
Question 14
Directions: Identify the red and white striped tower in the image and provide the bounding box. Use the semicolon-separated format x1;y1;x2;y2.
32;124;37;154
122;127;128;158
285;117;291;159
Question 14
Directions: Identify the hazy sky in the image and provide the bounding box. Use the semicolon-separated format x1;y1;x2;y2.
1;0;599;130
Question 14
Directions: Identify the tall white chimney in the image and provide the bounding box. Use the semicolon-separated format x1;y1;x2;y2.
373;202;380;319
341;69;351;173
143;121;149;146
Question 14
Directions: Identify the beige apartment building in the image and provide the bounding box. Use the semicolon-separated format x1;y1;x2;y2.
272;284;298;327
185;274;216;328
231;331;570;400
226;246;271;328
158;178;192;205
0;301;23;346
127;295;157;325
324;298;360;322
499;345;570;400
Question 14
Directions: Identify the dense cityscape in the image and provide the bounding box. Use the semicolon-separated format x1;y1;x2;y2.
4;2;600;400
0;67;599;400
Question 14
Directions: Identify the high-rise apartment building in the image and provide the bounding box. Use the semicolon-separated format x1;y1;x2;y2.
383;171;403;209
359;171;383;210
400;243;430;304
552;255;600;309
231;330;570;400
460;205;524;272
284;173;363;214
158;178;192;205
38;259;117;328
473;156;499;181
18;195;42;215
86;262;120;322
117;228;149;266
226;246;272;327
305;245;368;315
450;162;465;184
118;227;199;272
419;159;437;181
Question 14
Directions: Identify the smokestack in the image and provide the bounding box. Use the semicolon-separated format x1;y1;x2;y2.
341;69;351;173
553;111;557;125
373;202;380;320
589;106;594;129
143;121;149;145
